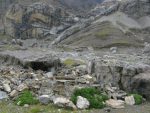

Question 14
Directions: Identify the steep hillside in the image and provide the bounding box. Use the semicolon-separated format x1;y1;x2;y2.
2;0;150;51
53;0;150;49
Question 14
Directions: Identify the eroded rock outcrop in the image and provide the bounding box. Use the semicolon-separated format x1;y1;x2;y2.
131;72;150;100
4;2;76;39
0;50;61;71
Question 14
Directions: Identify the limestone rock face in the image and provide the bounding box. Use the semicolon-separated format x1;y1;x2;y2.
76;96;90;109
4;2;74;39
119;0;150;19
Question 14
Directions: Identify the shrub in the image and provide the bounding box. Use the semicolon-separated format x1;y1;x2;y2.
71;87;108;109
15;90;39;106
130;94;143;105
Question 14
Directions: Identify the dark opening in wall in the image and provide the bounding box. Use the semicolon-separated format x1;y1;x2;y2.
30;62;51;71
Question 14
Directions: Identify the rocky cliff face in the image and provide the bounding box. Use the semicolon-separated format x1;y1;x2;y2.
4;2;76;39
3;0;105;39
1;0;150;107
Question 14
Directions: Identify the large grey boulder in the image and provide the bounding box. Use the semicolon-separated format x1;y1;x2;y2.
38;95;51;105
76;96;90;109
131;72;150;100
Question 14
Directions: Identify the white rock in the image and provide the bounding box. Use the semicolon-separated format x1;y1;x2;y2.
17;83;28;91
45;72;53;78
74;17;79;22
0;91;8;100
10;90;18;97
125;96;135;105
106;99;125;109
82;75;93;80
53;97;76;110
3;84;11;93
53;97;70;105
76;96;90;109
110;47;117;53
24;104;29;108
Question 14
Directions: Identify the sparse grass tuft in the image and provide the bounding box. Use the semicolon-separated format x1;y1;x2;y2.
100;39;144;48
30;108;41;113
15;90;39;106
95;29;110;40
63;59;84;67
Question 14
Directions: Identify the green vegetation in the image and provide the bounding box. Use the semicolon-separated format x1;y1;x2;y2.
130;94;143;105
15;90;39;106
94;22;119;40
99;39;144;48
95;29;111;40
0;101;90;113
63;58;84;67
71;87;108;109
30;108;41;113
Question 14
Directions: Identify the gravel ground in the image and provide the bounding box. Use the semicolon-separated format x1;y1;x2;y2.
0;101;150;113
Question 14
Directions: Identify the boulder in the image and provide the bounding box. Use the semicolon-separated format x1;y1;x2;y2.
0;91;8;100
38;95;51;105
17;83;28;92
3;83;11;93
76;96;90;109
106;99;125;109
125;96;135;105
110;47;117;54
45;72;54;78
131;72;150;100
53;97;76;110
10;90;18;98
82;75;93;80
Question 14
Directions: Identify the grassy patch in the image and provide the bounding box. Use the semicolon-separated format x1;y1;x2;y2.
30;108;41;113
100;39;144;48
15;90;39;106
71;87;108;109
63;59;84;67
0;101;91;113
95;29;111;40
94;26;123;40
